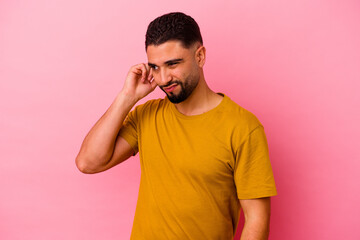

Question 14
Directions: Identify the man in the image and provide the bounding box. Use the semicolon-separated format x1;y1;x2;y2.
76;12;277;240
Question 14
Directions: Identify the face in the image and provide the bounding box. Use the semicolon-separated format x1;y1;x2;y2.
146;41;203;103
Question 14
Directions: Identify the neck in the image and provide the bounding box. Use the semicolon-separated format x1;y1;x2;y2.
173;74;223;116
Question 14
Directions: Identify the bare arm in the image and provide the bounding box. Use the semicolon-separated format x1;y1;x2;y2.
75;63;157;174
239;197;272;240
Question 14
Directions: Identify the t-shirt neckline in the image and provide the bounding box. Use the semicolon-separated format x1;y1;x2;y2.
167;93;228;120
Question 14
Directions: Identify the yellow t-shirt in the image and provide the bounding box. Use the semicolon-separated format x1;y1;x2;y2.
119;94;277;240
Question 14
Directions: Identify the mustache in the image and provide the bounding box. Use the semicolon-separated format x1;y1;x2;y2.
160;80;182;88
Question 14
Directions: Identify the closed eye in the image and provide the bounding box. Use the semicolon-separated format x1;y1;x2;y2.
168;62;180;67
165;58;183;67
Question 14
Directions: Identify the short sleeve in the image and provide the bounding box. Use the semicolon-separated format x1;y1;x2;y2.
118;108;139;154
234;125;277;199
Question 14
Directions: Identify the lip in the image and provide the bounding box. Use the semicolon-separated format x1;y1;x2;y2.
164;84;178;93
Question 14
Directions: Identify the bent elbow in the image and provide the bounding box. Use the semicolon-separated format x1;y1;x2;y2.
75;156;98;174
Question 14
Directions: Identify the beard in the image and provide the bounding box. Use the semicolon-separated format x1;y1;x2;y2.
160;73;200;104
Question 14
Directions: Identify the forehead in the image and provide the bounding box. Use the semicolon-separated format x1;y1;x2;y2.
146;40;193;64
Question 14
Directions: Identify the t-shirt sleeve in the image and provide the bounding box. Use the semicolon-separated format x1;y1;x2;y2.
234;125;277;199
118;108;139;155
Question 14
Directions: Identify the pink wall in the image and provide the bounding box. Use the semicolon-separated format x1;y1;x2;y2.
1;0;359;239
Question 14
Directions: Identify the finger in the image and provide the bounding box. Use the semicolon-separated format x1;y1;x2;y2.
139;63;147;82
147;67;153;81
131;65;142;75
131;63;146;81
145;63;150;72
150;77;157;90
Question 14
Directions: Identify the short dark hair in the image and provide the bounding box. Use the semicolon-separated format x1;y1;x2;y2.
145;12;203;50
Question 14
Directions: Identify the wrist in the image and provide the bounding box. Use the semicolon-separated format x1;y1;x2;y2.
116;91;138;109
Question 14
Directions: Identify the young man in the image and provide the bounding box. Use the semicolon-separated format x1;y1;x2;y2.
76;12;277;240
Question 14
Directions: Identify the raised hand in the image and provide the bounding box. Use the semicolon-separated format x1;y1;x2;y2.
121;63;157;102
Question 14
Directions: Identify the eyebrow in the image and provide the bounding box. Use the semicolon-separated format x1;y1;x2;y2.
148;58;184;68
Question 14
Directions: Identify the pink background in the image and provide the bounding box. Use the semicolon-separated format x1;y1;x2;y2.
1;0;359;239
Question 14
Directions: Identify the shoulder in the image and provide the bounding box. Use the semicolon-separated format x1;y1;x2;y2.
220;94;263;131
216;94;267;149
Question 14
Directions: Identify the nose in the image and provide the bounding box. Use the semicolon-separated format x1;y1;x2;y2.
156;68;172;86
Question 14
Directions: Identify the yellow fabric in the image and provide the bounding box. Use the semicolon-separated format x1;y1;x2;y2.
119;94;277;240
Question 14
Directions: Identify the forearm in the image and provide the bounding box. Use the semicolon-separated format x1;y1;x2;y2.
240;218;269;240
76;92;137;169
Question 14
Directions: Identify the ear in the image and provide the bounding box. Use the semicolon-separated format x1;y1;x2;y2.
195;46;206;68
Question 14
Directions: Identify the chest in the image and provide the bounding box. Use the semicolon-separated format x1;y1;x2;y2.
138;113;236;183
